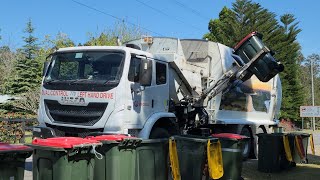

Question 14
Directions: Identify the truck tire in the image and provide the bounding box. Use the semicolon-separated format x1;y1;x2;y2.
149;127;171;139
240;127;252;160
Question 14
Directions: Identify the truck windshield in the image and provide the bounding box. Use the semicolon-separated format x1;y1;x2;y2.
44;51;125;91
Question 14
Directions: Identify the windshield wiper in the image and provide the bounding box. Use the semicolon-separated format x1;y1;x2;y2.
104;80;119;84
69;79;92;85
44;79;61;84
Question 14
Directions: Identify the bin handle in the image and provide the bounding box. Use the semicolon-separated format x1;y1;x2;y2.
310;134;315;155
72;142;102;149
283;135;293;162
169;138;181;180
295;135;306;163
118;138;142;148
207;140;224;179
91;144;103;160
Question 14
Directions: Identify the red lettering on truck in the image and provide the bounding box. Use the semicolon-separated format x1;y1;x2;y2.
42;90;113;99
41;90;68;97
79;92;113;99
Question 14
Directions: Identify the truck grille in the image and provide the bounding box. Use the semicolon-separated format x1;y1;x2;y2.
44;100;108;126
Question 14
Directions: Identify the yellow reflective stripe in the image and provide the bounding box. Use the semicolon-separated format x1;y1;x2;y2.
169;139;181;180
310;134;315;155
283;135;293;162
207;140;224;179
295;135;306;160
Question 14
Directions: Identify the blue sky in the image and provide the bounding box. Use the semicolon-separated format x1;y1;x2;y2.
0;0;319;57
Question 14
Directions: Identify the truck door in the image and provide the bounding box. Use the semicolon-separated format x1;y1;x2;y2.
126;56;170;128
153;61;169;113
126;55;154;128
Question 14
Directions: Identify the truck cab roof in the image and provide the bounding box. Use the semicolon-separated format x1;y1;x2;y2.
56;46;154;58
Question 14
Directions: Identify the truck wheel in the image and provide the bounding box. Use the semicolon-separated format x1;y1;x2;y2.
149;127;171;139
240;127;252;160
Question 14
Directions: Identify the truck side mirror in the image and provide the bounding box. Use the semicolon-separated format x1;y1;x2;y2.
139;59;152;86
43;61;50;76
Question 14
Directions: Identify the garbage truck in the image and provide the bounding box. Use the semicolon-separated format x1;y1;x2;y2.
34;32;284;158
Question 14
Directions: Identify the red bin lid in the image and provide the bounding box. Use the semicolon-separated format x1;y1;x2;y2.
87;134;133;141
212;133;248;140
234;31;260;50
0;143;32;151
32;137;100;148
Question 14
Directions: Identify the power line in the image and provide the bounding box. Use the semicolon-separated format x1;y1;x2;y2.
134;0;203;32
71;0;164;36
172;0;210;21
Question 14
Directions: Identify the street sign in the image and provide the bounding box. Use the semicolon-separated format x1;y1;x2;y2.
300;106;320;117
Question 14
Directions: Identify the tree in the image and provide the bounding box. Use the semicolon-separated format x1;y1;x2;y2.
12;88;40;114
204;0;304;121
300;54;320;128
5;19;42;94
0;46;16;93
84;22;143;46
43;32;75;50
277;14;304;120
301;54;320;105
37;32;76;65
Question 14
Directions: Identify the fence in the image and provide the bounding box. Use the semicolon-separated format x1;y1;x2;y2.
0;118;38;143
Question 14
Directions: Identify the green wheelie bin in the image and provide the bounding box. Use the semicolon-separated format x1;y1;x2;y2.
0;143;32;180
169;135;220;180
211;133;249;180
30;137;101;180
87;134;169;180
256;133;295;173
234;31;284;82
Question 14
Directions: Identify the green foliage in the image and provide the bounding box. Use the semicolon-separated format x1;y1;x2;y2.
205;0;304;121
0;121;23;143
300;54;320;107
84;22;143;46
5;19;42;94
0;46;16;93
0;116;37;143
276;14;304;120
43;32;75;51
23;19;39;59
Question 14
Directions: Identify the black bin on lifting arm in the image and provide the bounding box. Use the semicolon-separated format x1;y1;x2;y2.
234;32;284;82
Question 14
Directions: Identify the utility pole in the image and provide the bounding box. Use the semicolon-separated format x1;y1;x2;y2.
311;56;316;131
